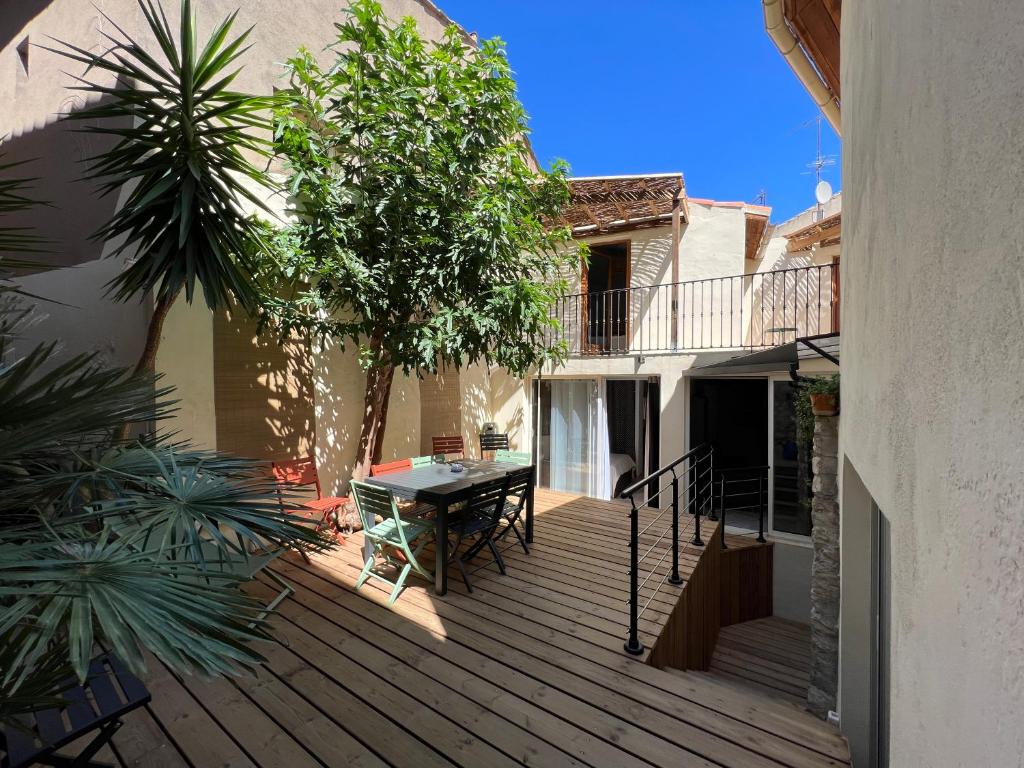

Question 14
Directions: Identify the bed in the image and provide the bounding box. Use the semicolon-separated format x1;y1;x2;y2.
610;452;637;498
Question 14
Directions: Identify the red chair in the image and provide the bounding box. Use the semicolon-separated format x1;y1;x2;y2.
370;458;413;476
370;458;435;518
272;458;349;543
431;435;465;458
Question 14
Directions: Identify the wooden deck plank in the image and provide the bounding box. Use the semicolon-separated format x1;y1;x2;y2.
309;544;847;767
133;488;848;768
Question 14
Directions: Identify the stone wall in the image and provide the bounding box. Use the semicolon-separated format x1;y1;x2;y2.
808;415;839;717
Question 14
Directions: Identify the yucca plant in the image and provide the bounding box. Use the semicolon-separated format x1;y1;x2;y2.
0;169;329;726
49;0;277;374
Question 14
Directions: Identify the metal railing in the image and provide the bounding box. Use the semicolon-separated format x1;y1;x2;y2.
548;261;839;356
619;444;714;655
714;465;771;546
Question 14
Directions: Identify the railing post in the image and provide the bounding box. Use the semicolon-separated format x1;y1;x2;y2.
757;471;767;544
691;455;705;547
624;501;644;655
669;472;683;584
720;475;728;550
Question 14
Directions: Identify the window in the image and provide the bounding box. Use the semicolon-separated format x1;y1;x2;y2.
772;380;813;536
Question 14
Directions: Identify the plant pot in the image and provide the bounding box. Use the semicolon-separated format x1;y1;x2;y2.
810;392;839;417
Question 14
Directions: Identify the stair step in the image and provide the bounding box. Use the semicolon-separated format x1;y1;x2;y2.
663;666;811;714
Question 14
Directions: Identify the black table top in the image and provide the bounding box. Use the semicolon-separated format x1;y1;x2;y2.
364;459;529;503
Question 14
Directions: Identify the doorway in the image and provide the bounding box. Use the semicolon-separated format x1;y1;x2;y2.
532;376;659;500
583;242;630;353
689;378;769;530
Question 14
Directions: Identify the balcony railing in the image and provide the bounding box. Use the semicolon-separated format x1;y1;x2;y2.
548;261;839;355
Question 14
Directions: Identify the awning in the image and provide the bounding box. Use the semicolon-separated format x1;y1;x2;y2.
693;343;798;375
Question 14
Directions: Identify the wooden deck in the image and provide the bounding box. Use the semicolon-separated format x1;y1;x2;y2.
709;616;813;705
92;489;849;767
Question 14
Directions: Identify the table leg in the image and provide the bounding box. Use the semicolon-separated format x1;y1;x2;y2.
525;477;535;544
435;500;448;595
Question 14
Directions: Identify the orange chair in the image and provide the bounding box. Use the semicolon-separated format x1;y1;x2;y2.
272;458;349;543
369;458;435;518
431;435;465;458
369;458;413;476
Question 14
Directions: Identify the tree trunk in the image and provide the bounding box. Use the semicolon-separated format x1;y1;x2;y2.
135;290;180;376
351;337;396;482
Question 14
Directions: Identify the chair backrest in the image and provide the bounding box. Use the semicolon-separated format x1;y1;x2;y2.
272;457;323;497
431;435;465;457
479;432;510;452
350;481;407;544
462;474;511;527
504;465;535;508
370;458;412;477
411;455;434;467
495;449;532;466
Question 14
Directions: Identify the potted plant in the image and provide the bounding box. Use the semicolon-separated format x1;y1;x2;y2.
805;374;840;416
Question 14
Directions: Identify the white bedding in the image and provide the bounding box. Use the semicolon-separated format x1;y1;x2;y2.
609;452;636;497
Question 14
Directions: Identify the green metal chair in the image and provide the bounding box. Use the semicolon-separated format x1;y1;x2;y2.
350;481;435;605
411;455;434;467
495;449;532;466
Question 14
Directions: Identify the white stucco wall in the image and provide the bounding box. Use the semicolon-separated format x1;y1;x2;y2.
841;1;1024;765
680;202;746;281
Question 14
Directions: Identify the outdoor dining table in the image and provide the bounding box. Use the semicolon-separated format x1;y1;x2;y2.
364;458;535;595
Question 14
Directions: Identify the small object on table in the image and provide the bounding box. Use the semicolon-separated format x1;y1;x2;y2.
449;462;465;473
432;453;446;464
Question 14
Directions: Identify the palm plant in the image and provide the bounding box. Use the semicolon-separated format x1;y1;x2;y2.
49;0;277;374
0;175;328;727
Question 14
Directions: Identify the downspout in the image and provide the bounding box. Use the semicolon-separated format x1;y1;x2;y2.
762;0;841;135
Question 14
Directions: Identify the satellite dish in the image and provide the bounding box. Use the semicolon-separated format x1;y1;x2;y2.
815;180;833;205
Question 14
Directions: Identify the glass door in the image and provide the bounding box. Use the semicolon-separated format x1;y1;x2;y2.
770;379;813;537
533;379;610;498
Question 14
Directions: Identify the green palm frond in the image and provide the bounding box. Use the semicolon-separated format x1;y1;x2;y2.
0;525;269;688
0;155;51;257
46;0;278;312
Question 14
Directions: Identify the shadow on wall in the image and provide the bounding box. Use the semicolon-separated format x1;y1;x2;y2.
2;0;56;52
312;335;421;497
419;368;462;456
213;304;316;462
1;97;128;270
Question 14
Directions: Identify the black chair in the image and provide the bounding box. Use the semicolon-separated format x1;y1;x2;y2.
1;653;151;768
448;475;511;592
489;465;533;555
479;432;510;454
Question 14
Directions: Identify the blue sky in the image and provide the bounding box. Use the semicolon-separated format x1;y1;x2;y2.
438;1;841;223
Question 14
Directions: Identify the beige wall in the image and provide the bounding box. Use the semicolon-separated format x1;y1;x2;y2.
311;335;421;497
156;298;217;449
841;1;1024;765
212;305;316;461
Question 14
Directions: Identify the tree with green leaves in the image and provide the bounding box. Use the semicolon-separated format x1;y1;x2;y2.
51;0;275;375
267;0;584;480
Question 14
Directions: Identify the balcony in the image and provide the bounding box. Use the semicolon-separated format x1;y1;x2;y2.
550;262;840;356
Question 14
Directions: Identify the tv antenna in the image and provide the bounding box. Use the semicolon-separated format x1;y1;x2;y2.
801;115;836;220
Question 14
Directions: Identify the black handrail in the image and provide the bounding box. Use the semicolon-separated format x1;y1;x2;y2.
548;261;839;355
715;464;771;547
619;444;714;655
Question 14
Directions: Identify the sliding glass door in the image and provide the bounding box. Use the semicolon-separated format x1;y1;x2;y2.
533;379;610;498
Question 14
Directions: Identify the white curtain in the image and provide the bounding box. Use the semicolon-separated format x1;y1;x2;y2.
547;379;611;499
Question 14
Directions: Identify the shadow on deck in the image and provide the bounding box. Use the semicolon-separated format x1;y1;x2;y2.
96;489;849;767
